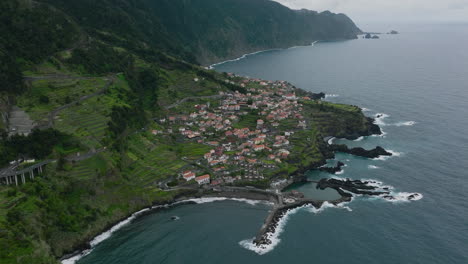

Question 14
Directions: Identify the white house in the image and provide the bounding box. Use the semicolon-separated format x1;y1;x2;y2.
195;174;211;185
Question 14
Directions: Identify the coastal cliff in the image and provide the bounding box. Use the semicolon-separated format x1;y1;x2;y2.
149;0;362;65
0;0;367;263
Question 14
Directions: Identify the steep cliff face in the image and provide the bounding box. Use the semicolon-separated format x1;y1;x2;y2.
150;0;362;64
38;0;361;65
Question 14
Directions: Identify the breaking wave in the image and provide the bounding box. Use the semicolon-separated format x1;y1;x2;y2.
62;197;270;263
374;113;390;126
361;179;423;203
373;150;403;161
325;94;339;99
239;205;303;255
240;201;352;255
368;165;380;169
393;121;417;127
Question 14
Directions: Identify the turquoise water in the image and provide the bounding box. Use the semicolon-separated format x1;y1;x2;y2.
76;24;468;263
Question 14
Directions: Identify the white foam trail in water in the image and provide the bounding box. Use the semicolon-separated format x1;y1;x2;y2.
336;169;345;175
327;137;335;145
354;136;364;141
306;201;353;213
368;165;380;169
209;49;278;69
185;197;271;206
239;206;304;255
361;107;371;112
62;197;270;263
325;94;339;99
373;113;390;126
361;179;423;203
373;150;402;161
384;192;424;202
90;208;150;247
61;251;91;264
62;207;151;263
393;121;416;127
240;200;353;255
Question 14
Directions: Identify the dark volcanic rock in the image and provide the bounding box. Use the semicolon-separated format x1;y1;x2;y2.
388;30;399;34
317;178;389;196
366;117;382;135
319;161;345;174
329;144;392;159
371;35;380;39
364;33;372;39
311;92;326;100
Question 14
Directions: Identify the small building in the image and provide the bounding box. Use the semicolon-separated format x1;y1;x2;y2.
195;174;211;185
182;171;196;181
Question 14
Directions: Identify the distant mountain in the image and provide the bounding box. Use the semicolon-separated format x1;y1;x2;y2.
0;1;366;263
148;0;362;64
38;0;361;65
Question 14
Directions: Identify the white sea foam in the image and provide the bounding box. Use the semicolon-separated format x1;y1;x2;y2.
61;207;151;263
360;179;423;203
209;49;278;69
371;128;387;138
61;251;92;264
393;121;417;127
383;192;424;202
373;150;402;161
325;94;339;99
336;169;345;175
368;165;380;169
185;197;271;206
239;205;305;255
361;107;371;112
91;208;150;246
210;41;319;69
373;113;390;126
306;201;353;213
354;136;364;141
240;200;353;255
62;197;269;263
327;137;335;145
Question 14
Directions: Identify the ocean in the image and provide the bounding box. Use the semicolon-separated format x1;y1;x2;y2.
73;24;468;264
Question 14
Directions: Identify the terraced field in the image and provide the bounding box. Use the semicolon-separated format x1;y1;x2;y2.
18;78;107;122
67;155;108;180
54;96;111;149
124;134;191;184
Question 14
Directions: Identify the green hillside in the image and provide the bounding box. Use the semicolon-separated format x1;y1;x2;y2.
0;0;369;263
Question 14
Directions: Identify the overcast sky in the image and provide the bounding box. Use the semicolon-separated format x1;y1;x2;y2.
273;0;468;23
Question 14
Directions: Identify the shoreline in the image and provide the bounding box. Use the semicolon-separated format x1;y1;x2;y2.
60;187;281;263
208;41;319;69
60;185;352;263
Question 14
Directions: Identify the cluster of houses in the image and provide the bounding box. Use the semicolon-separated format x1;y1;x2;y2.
162;75;313;187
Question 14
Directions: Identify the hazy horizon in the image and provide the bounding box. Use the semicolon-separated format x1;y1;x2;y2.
273;0;468;24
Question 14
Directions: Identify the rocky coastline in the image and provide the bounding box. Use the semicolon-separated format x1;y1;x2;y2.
60;187;281;263
61;96;385;262
329;144;392;159
319;161;345;174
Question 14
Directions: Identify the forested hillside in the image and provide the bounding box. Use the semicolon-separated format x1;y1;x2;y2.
0;1;364;263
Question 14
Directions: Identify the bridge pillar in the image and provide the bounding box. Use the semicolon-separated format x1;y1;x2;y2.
14;175;18;186
39;165;43;173
31;169;34;179
5;176;9;185
21;174;25;184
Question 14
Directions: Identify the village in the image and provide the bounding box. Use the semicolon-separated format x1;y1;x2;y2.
153;74;316;188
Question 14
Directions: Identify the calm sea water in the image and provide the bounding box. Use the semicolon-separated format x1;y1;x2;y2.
77;24;468;264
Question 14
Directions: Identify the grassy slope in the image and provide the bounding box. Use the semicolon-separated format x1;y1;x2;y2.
0;2;372;263
0;52;225;264
0;55;374;264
